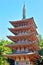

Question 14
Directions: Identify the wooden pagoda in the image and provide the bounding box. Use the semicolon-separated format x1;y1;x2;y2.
4;5;40;65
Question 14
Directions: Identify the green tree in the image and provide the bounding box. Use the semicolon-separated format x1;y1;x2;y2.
0;39;12;65
38;34;43;49
38;34;43;56
34;34;43;65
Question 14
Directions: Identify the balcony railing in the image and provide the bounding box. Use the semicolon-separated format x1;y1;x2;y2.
15;23;35;28
16;31;36;36
16;40;37;44
12;51;35;54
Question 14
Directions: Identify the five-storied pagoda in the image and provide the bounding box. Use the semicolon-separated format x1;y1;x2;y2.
4;4;40;65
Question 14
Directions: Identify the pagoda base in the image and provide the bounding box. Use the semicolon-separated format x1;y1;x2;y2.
4;53;40;65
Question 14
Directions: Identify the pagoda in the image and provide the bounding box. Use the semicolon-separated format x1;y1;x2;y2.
4;4;40;65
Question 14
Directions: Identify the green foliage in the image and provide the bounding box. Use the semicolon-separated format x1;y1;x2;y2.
0;39;12;65
36;34;43;65
0;39;12;54
38;35;43;49
37;34;43;56
38;49;43;56
34;58;43;65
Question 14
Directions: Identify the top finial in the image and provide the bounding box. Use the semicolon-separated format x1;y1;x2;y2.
23;4;26;19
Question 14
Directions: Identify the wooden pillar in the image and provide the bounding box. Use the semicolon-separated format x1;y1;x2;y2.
30;61;34;65
15;57;19;61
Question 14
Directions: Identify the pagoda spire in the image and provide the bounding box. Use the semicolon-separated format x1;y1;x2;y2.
23;4;26;19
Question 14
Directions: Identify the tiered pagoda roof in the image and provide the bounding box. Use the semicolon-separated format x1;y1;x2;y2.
9;18;37;28
8;26;38;35
4;17;40;61
6;43;40;51
4;52;40;61
7;34;38;42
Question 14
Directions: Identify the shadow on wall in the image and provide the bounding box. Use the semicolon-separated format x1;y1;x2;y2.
7;58;15;65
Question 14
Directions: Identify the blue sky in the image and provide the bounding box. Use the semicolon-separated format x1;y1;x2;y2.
0;0;43;40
